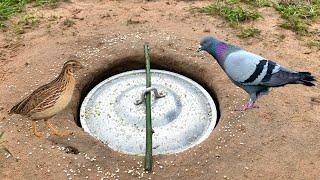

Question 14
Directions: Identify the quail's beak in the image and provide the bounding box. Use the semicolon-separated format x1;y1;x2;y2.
196;45;203;53
77;64;84;69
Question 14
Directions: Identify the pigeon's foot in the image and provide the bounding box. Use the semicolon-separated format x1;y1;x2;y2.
236;102;259;111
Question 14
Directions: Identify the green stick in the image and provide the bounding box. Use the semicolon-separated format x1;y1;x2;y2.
144;44;153;171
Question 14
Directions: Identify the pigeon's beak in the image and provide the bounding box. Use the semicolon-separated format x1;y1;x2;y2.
196;45;203;53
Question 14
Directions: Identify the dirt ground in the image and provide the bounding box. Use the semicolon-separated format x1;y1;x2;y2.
0;0;319;179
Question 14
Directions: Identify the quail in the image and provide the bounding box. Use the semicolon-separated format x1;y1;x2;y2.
9;60;83;137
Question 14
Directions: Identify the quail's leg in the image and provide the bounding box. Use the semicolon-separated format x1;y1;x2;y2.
32;121;44;138
45;120;72;137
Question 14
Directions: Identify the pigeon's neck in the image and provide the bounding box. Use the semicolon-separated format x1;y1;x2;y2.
207;41;240;66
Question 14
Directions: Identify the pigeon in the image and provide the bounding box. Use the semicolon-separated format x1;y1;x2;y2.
197;35;316;111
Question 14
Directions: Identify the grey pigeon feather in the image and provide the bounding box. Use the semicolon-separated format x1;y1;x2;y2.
197;35;316;110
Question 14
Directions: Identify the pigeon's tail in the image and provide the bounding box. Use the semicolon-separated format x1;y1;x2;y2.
296;72;316;86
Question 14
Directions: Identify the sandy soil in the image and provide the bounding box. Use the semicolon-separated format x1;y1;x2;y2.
0;0;319;179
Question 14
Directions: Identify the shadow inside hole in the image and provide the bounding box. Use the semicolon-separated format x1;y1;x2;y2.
76;55;221;127
65;146;80;155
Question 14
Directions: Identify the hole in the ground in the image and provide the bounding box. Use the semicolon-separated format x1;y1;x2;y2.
76;54;221;155
64;146;80;155
76;55;221;126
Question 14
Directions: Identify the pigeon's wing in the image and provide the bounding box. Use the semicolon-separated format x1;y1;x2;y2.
226;51;302;87
223;50;299;87
223;50;315;88
223;50;267;84
258;64;316;87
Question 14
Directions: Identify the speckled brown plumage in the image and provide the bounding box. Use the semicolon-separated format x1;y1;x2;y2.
10;60;83;137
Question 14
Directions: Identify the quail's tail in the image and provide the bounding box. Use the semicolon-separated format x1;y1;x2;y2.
9;104;19;115
9;100;26;115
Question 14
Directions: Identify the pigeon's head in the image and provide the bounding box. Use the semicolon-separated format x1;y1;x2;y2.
197;36;217;53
